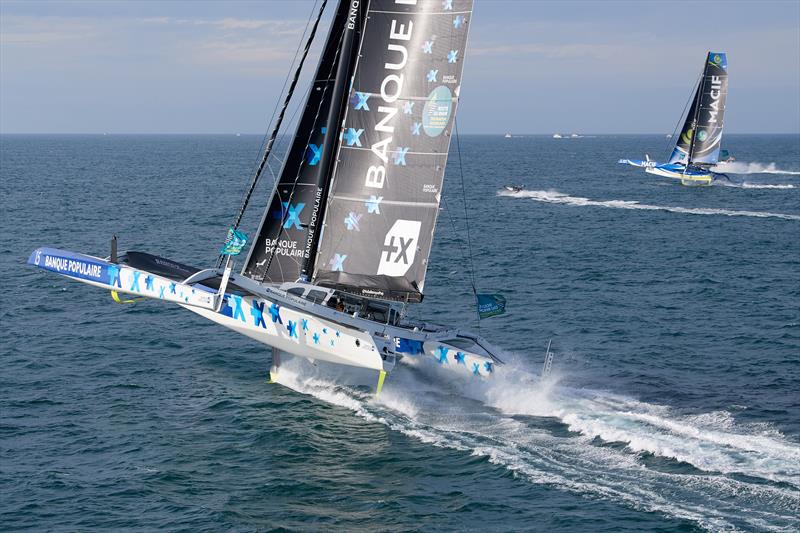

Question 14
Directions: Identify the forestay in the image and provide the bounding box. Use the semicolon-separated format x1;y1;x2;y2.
313;0;474;302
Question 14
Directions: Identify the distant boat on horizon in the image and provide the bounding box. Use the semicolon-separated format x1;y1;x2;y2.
504;133;512;138
552;133;562;139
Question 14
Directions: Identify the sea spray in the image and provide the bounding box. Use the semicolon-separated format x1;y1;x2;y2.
271;354;800;531
713;161;800;175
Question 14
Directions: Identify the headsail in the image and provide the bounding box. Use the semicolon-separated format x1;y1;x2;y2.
242;1;364;283
669;52;728;165
313;0;475;302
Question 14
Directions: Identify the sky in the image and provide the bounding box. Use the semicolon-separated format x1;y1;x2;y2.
1;0;799;134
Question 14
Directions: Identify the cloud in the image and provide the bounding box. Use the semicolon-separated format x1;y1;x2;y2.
0;16;97;47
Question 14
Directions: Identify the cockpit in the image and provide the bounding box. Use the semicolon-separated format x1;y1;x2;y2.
278;282;403;326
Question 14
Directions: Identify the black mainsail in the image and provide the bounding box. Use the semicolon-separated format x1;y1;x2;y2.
669;52;729;165
242;1;365;283
312;0;475;302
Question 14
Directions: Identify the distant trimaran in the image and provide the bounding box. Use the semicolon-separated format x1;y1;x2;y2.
620;51;729;186
28;0;504;394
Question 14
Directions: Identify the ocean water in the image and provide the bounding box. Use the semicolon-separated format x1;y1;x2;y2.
1;133;798;532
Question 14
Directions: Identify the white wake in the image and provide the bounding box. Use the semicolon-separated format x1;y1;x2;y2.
714;181;795;190
713;161;800;175
499;189;800;221
275;356;800;532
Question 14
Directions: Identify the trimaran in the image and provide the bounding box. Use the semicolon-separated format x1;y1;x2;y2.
620;51;729;186
28;0;504;394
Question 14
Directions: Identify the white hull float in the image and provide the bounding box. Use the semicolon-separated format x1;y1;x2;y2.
645;165;713;186
29;247;502;393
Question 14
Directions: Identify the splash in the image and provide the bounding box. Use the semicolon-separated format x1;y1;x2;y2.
274;356;800;531
713;161;800;175
499;189;800;221
714;181;795;190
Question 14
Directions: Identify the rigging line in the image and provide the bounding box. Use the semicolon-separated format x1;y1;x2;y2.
441;193;476;293
220;0;329;268
243;0;320;202
259;3;350;283
663;71;702;161
454;117;478;297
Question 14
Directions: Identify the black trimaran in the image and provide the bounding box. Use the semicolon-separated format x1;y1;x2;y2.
28;0;503;393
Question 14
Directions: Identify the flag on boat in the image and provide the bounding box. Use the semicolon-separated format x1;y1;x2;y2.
220;227;248;256
476;293;507;319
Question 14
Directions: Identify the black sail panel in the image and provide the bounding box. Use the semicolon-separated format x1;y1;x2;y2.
313;0;475;302
243;1;361;283
668;82;701;164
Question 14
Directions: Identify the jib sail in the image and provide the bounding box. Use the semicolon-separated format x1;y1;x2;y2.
242;1;365;283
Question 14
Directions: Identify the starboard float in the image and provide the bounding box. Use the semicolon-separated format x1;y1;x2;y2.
620;52;729;186
28;0;505;394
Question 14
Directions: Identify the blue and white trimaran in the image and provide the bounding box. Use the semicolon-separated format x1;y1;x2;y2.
620;52;729;186
27;0;505;394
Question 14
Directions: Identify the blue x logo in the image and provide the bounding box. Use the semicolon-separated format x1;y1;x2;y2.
354;91;370;110
281;202;305;229
330;253;347;272
365;195;382;214
343;128;364;147
251;300;266;328
130;270;141;292
306;144;322;165
393;147;409;166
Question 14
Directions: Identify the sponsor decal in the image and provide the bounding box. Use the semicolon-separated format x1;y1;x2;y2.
422;86;452;137
706;75;724;124
363;12;414;190
42;254;105;281
377;219;421;276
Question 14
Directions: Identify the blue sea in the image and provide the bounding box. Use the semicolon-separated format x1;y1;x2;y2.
1;134;799;531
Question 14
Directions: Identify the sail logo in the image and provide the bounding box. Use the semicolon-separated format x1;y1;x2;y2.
707;75;724;124
377;220;421;276
364;9;415;190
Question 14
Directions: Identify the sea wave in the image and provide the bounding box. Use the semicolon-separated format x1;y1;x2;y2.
274;356;800;532
499;189;800;221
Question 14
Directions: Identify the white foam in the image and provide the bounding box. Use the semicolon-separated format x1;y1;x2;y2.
499;189;800;221
272;356;800;531
714;181;796;190
713;161;800;175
